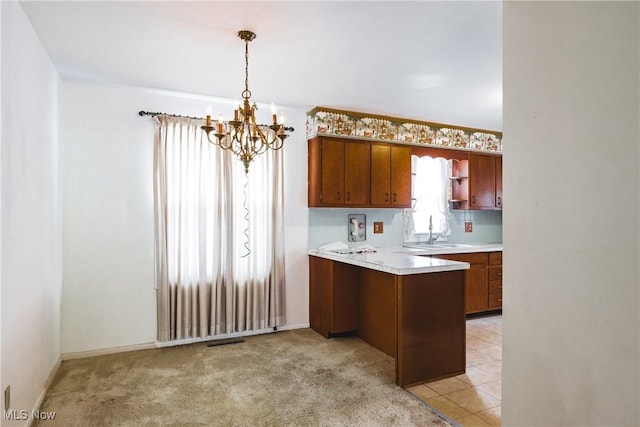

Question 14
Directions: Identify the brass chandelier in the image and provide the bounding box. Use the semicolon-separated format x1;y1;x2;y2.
202;30;289;173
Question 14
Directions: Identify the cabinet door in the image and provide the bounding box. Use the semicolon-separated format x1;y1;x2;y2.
466;265;489;313
320;138;345;205
370;144;392;205
488;251;503;309
344;142;369;205
332;262;359;333
435;252;488;314
309;256;359;337
495;156;503;209
309;256;333;337
488;267;503;309
469;153;496;209
390;146;412;207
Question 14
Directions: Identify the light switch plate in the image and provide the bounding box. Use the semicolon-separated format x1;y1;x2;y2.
348;214;366;242
465;222;473;233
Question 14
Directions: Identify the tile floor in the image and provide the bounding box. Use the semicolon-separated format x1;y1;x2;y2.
408;314;502;426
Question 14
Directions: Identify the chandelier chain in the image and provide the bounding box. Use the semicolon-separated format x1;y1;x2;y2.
244;36;250;99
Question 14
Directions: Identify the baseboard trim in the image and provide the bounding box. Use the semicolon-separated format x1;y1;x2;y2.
155;323;310;348
28;354;63;427
60;324;311;358
62;342;156;361
274;322;310;331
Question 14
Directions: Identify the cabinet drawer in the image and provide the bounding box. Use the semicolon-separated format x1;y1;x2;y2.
488;266;502;281
488;292;502;309
435;252;488;266
488;280;503;295
488;251;502;266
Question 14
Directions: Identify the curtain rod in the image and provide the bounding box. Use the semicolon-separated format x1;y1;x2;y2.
138;110;295;132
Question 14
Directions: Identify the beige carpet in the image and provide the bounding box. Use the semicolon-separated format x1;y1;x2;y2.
35;329;453;426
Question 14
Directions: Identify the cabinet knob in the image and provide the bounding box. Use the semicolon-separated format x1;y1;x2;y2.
338;192;341;201
392;193;397;202
385;193;389;202
346;192;351;201
497;196;502;206
471;195;476;205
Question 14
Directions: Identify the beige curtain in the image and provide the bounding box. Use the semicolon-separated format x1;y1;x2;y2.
153;115;286;342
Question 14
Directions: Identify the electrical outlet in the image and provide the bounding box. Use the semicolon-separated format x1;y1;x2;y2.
465;222;473;233
373;222;383;234
5;385;10;409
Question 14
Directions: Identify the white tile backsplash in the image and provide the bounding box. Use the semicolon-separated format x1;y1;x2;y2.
449;210;503;244
308;208;405;249
308;208;502;249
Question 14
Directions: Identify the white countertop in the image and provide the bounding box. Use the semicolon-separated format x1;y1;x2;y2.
308;247;469;276
399;242;503;256
308;243;502;276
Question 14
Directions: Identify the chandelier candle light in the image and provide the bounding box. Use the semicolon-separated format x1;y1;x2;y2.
202;30;289;173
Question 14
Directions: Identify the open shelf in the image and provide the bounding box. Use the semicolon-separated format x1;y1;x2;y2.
450;159;470;210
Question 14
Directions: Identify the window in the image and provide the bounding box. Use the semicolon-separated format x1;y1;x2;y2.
154;115;285;341
404;155;452;242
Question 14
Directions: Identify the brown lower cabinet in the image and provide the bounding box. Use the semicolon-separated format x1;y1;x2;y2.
308;256;359;337
309;255;466;387
488;251;503;309
433;251;503;314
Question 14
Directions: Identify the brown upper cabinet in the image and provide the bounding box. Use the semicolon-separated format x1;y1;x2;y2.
370;144;412;207
308;136;411;208
451;153;502;211
495;156;502;209
469;153;496;209
309;136;500;209
308;137;369;206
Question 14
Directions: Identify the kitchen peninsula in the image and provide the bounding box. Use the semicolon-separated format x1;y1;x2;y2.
308;247;471;387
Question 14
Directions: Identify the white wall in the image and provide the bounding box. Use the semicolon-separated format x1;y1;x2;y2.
1;1;4;419
60;82;309;354
1;2;62;425
503;2;639;425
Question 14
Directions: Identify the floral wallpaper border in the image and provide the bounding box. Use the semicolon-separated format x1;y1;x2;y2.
306;106;502;153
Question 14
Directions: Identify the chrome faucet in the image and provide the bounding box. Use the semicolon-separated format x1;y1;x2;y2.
427;214;437;245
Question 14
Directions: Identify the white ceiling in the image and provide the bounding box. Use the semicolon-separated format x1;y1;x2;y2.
21;1;503;130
